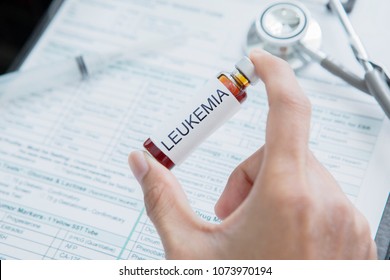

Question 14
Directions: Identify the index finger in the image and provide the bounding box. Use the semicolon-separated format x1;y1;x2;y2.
249;50;312;159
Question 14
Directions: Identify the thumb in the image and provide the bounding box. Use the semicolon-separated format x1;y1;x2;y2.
128;151;203;250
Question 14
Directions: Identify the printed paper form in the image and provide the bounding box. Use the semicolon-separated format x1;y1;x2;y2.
0;0;389;259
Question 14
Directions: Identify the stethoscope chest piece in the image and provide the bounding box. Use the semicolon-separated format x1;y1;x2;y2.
246;1;322;70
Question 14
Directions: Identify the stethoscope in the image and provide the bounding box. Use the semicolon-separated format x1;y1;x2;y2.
245;0;390;119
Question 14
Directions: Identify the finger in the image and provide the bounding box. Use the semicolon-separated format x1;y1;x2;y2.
215;147;264;219
352;210;378;260
249;49;312;158
129;151;205;249
368;240;378;259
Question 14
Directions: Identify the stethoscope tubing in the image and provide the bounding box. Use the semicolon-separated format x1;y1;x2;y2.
298;43;369;94
329;0;390;119
250;0;390;119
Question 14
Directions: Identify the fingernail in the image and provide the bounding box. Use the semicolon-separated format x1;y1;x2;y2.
129;151;150;182
250;48;270;58
249;49;265;63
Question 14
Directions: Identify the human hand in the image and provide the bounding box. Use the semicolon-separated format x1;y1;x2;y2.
128;49;377;259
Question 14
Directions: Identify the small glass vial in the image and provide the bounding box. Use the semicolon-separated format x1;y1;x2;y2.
144;57;259;169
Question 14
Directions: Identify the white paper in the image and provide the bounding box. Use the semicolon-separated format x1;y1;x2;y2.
0;0;389;260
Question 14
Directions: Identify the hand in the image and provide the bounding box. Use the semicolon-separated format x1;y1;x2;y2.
128;49;377;259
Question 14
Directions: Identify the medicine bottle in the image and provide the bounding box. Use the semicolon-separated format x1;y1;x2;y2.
143;57;259;169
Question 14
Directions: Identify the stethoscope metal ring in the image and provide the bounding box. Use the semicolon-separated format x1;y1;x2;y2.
245;1;322;70
257;2;308;45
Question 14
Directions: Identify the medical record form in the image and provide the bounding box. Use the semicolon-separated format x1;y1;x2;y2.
0;0;389;259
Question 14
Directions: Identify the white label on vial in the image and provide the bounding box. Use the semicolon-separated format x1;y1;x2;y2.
150;78;241;165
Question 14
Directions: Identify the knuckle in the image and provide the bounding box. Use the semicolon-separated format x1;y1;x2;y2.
275;89;312;116
293;194;315;216
369;240;378;259
355;214;372;241
334;200;352;218
329;200;354;228
272;55;293;71
353;214;376;258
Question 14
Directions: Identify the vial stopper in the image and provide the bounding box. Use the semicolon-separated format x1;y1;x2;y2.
235;57;259;85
